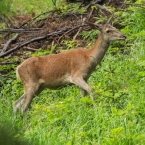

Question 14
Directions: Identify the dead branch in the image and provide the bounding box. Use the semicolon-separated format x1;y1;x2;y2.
0;62;19;65
1;33;19;53
0;0;126;60
0;27;71;58
0;28;43;33
73;27;82;40
96;4;112;15
86;1;112;15
73;18;86;40
58;24;87;41
23;46;38;51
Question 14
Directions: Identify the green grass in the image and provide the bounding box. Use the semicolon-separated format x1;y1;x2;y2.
11;0;56;14
1;2;145;145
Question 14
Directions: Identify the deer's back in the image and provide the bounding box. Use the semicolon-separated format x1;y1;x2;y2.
17;49;94;88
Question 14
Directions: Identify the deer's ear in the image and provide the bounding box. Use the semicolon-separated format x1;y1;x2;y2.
106;15;113;25
86;21;102;31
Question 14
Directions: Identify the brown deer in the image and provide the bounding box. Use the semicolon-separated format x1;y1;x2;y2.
13;18;126;115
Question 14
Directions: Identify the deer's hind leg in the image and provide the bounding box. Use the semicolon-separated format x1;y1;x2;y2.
13;82;43;115
80;88;88;97
13;93;25;114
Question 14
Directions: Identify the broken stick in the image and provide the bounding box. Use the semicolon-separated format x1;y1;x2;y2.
1;33;19;54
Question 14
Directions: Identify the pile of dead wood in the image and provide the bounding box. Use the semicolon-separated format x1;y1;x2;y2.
0;0;126;58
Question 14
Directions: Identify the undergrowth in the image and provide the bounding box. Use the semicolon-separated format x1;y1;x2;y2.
0;1;145;145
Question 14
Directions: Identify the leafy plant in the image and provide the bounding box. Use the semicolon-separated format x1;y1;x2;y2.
62;40;76;50
80;29;99;41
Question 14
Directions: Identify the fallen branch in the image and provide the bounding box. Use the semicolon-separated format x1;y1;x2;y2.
1;33;19;53
73;27;82;40
86;1;112;15
58;24;87;41
96;4;112;15
23;46;38;51
0;28;43;33
0;27;71;58
0;62;19;65
73;18;86;40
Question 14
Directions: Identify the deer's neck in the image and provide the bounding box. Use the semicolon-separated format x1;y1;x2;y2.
88;34;110;65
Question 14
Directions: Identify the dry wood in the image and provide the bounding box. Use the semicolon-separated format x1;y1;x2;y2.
0;27;71;58
0;0;125;59
0;28;43;33
1;33;19;54
96;4;112;15
0;62;19;65
58;24;86;41
86;1;112;15
23;46;38;51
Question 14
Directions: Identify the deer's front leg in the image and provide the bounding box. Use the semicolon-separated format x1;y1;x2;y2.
71;77;94;101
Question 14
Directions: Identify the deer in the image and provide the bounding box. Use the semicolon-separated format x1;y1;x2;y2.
13;18;126;115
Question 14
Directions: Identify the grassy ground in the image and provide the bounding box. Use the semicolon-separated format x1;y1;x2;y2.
0;1;145;145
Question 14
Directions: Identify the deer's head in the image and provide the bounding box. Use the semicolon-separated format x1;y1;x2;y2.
86;17;126;42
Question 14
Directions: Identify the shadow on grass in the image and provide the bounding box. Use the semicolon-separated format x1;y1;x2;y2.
0;122;31;145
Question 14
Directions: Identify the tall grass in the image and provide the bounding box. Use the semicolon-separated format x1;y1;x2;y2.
0;0;12;15
11;0;56;14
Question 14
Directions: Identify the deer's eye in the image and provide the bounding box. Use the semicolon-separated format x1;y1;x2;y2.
106;30;111;33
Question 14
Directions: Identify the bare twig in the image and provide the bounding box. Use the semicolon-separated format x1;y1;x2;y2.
0;62;19;65
86;1;112;15
73;17;86;40
23;46;38;51
96;4;112;15
0;28;43;33
0;27;71;58
87;8;94;20
1;33;19;53
73;27;82;40
58;24;87;42
86;0;101;9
